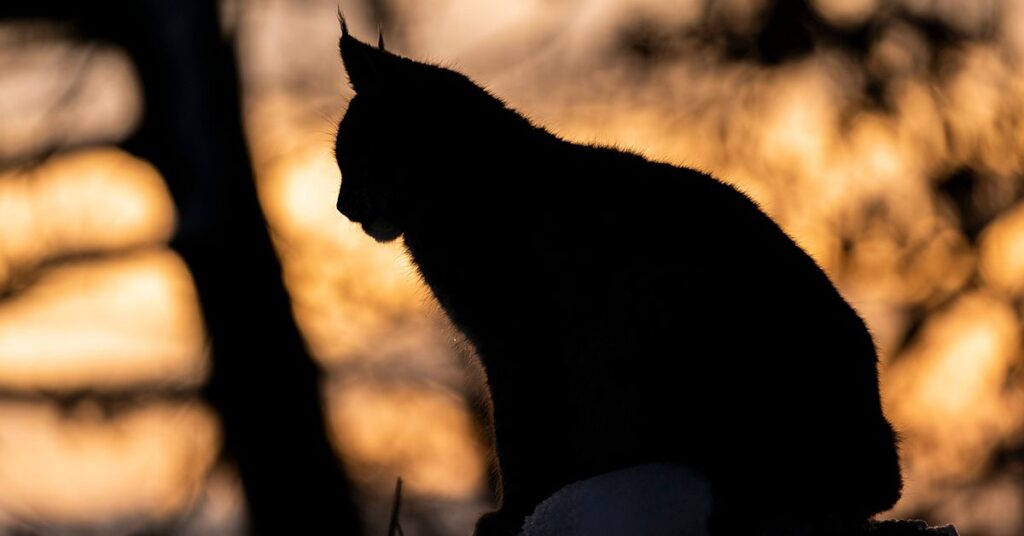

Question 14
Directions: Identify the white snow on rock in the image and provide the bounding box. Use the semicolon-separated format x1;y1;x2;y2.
519;463;713;536
516;463;961;536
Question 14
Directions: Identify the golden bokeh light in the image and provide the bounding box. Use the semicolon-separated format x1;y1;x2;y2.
885;291;1022;479
0;249;206;390
328;381;487;500
980;202;1024;295
0;401;218;524
812;0;879;26
0;148;176;282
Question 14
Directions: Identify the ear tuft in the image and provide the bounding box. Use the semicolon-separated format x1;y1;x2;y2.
378;27;386;50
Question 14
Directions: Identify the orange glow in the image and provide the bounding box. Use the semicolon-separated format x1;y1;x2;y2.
980;201;1024;295
0;148;176;282
812;0;878;26
885;292;1023;483
0;401;218;523
327;381;486;499
257;143;447;364
0;45;140;162
0;249;206;390
2;1;1024;533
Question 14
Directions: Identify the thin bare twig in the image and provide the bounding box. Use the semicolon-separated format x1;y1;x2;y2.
387;477;405;536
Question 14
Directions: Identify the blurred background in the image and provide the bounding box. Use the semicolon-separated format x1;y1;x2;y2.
0;0;1023;534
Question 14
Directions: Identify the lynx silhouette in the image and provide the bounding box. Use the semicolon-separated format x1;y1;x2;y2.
334;27;902;535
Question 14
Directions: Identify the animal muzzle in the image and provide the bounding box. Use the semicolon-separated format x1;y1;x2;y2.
336;190;367;223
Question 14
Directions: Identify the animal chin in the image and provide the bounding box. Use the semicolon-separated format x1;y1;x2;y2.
362;220;403;243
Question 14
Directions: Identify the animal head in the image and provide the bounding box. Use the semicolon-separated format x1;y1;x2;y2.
334;19;517;242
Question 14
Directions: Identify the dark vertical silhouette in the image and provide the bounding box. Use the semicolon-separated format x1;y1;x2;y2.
1;2;362;534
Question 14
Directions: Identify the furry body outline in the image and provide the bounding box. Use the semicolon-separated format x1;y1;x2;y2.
333;30;903;535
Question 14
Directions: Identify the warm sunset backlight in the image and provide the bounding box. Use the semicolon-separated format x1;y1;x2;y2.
1;0;1022;534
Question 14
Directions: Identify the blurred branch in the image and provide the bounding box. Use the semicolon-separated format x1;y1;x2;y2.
0;384;197;416
387;477;404;536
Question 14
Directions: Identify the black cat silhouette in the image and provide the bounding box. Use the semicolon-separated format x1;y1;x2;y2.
333;25;902;536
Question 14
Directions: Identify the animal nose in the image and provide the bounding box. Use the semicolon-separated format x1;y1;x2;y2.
336;189;364;222
336;192;354;219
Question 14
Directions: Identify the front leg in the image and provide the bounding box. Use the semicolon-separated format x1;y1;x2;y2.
474;387;579;536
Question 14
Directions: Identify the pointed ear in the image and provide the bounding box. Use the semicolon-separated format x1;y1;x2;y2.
341;31;409;94
340;32;377;93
